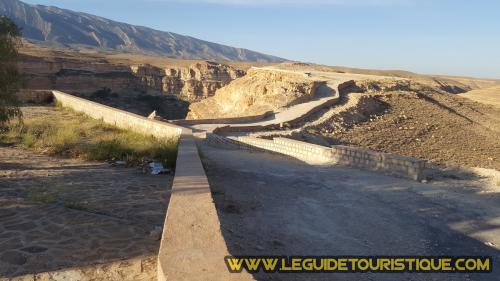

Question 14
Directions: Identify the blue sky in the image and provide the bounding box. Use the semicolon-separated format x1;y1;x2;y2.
22;0;500;79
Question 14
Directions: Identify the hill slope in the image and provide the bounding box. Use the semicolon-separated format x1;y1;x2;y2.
0;0;284;62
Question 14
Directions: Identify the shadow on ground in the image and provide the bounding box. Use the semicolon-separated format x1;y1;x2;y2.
0;146;172;278
199;143;500;281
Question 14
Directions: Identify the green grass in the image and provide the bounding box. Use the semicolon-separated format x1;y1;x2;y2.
1;106;179;168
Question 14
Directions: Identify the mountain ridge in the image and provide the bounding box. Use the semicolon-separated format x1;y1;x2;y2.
0;0;285;62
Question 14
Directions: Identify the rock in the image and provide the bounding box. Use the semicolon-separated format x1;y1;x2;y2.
187;68;322;119
484;241;496;247
18;51;245;102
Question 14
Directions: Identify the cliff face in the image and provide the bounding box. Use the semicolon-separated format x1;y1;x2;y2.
131;62;245;101
19;53;246;102
187;68;323;119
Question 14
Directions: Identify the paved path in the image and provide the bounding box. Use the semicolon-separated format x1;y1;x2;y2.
198;141;500;281
0;146;171;279
187;67;395;134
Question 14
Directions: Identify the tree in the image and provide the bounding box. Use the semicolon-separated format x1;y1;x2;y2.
0;16;23;125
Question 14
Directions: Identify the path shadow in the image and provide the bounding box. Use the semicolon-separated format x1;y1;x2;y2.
0;152;172;278
201;146;500;281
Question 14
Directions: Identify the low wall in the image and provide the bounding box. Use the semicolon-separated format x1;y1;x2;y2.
157;131;253;281
52;91;251;281
53;90;182;139
172;111;274;125
331;145;425;181
206;134;425;181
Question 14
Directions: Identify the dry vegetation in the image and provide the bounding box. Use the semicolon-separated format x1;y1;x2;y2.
0;106;178;168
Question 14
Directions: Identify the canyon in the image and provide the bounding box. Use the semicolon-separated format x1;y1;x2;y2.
18;43;249;102
186;68;327;119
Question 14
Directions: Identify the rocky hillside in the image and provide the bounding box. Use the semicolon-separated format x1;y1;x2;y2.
0;0;284;62
187;68;324;119
257;78;500;171
274;62;500;93
18;44;248;102
459;85;500;108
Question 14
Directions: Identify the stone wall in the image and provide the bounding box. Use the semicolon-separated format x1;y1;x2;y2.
206;133;426;181
172;111;274;126
52;91;182;139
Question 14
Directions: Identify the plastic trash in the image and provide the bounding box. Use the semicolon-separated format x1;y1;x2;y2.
149;161;169;175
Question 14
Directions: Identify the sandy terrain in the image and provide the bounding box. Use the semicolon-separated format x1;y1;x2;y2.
460;86;500;108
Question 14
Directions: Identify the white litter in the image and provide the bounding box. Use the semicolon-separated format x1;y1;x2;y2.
149;162;169;175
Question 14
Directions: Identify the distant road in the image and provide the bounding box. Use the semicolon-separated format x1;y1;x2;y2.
185;67;397;133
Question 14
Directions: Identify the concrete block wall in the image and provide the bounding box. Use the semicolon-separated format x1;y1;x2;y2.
234;136;333;164
172;111;274;125
330;145;425;181
52;90;182;139
206;134;333;164
206;134;425;180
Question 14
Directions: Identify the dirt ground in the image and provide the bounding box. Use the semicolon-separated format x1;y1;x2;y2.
294;89;500;171
199;142;500;281
0;146;171;278
460;85;500;108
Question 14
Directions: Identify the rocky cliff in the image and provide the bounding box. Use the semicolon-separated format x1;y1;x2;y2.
131;62;245;100
187;68;323;119
18;49;247;102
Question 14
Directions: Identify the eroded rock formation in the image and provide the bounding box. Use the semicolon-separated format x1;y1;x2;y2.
187;68;324;119
19;52;246;102
131;62;245;101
